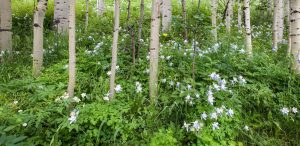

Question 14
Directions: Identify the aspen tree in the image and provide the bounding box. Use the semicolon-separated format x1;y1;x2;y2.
182;0;188;41
85;0;89;32
0;0;12;55
244;0;252;56
225;0;232;33
272;0;278;51
137;0;144;59
149;0;161;103
33;0;48;77
67;0;76;97
290;0;300;73
237;0;242;30
287;0;291;56
54;0;69;33
97;0;105;15
277;0;284;42
162;0;172;32
109;0;120;98
211;0;218;42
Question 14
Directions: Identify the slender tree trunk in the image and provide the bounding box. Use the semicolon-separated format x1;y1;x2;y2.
149;0;161;103
211;0;218;42
127;0;131;20
0;0;12;56
97;0;105;15
287;0;291;56
225;0;232;33
137;0;144;60
181;0;188;41
109;0;120;98
244;0;252;56
33;0;48;77
273;0;278;51
54;0;69;33
237;0;242;29
85;0;89;32
67;0;76;97
277;0;284;42
162;0;172;32
290;0;300;73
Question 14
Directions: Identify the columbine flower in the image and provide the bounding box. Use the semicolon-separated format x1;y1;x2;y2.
281;107;289;115
166;56;171;60
185;94;192;102
176;82;181;88
292;107;298;114
201;112;207;120
103;93;110;101
210;112;218;120
22;123;27;127
244;125;249;131
209;72;220;81
72;96;81;103
81;93;87;98
216;108;224;115
238;75;246;85
239;49;246;54
213;83;220;91
162;79;167;83
160;55;165;59
116;66;119;70
212;122;219;130
191;120;203;132
13;100;18;104
169;81;174;86
207;94;215;105
187;84;192;90
195;93;200;99
107;71;111;76
169;62;173;66
115;84;122;93
183;121;190;132
18;110;23;113
226;108;234;117
68;109;79;124
136;82;142;93
184;39;188;44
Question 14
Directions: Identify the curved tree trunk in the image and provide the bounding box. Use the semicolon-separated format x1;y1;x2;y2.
273;0;278;51
211;0;218;42
109;0;120;98
244;0;252;56
67;0;76;97
137;0;144;60
162;0;172;32
54;0;69;33
290;0;300;73
0;0;12;56
33;0;48;77
149;0;161;103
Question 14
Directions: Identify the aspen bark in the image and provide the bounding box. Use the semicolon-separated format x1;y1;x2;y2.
162;0;172;32
149;0;161;103
85;0;89;32
33;0;48;77
273;0;278;51
244;0;252;56
277;0;284;42
287;0;291;56
0;0;12;55
67;0;76;97
290;0;300;73
54;0;69;33
97;0;105;15
225;0;232;33
181;0;188;41
237;0;242;29
137;0;144;59
211;0;218;42
109;0;120;98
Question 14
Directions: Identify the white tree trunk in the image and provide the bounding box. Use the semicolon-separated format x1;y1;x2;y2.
54;0;69;33
290;0;300;73
226;0;232;33
273;0;278;51
162;0;172;32
287;0;291;56
244;0;252;56
33;0;48;77
97;0;105;15
109;0;120;98
67;0;76;97
182;0;188;41
237;0;242;29
211;0;218;42
0;0;12;55
137;0;144;59
85;0;89;32
149;0;160;103
277;0;284;42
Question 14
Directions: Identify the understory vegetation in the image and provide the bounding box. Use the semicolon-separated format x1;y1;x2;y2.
0;0;299;145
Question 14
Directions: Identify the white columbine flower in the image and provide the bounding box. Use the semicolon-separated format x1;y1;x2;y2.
210;112;218;120
176;82;181;88
185;94;192;102
103;93;110;101
169;81;174;86
244;125;249;131
162;78;167;83
212;122;219;130
209;72;220;81
81;93;87;98
226;108;234;117
115;84;122;93
13;100;18;104
107;71;111;76
18;110;23;113
136;82;142;93
22;123;27;127
191;120;203;132
216;107;224;115
195;93;200;99
292;107;298;114
207;94;215;105
183;121;190;132
68;109;79;124
187;84;192;90
72;96;81;103
281;107;289;115
201;112;207;120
